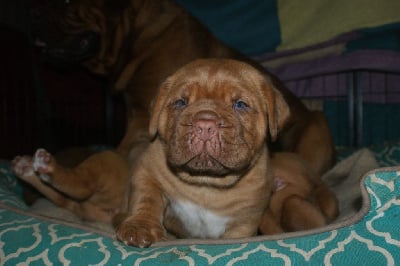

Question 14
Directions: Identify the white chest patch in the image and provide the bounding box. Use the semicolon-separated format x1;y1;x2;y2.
170;200;230;239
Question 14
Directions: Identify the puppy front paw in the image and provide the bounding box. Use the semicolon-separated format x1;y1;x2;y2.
33;148;54;182
116;220;165;248
12;156;35;180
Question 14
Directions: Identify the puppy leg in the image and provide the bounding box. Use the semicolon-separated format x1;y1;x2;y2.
33;148;97;200
281;195;326;232
258;208;284;235
116;168;166;247
314;183;339;222
12;155;78;209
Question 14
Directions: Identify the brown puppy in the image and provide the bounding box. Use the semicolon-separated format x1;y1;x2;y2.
36;0;335;177
259;152;339;235
12;149;129;222
29;0;337;239
115;59;290;247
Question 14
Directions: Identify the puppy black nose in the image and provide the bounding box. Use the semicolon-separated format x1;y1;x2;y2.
193;111;219;141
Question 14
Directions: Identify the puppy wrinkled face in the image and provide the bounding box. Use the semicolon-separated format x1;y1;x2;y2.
152;60;275;184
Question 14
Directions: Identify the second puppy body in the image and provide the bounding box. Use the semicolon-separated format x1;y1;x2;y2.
259;152;339;235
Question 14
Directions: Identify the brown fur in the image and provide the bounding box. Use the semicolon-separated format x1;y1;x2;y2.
24;0;338;240
259;152;339;234
12;149;129;222
115;59;289;247
39;0;335;176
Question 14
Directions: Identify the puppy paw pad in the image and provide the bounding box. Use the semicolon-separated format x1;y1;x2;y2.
116;223;164;248
33;148;53;182
12;156;34;178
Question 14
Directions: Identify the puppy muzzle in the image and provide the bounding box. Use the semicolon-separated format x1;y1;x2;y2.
170;109;245;176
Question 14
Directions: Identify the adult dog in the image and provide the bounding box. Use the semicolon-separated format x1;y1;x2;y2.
35;0;335;177
115;58;289;247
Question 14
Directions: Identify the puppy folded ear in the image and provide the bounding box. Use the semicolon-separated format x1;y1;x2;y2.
148;82;169;139
262;78;290;141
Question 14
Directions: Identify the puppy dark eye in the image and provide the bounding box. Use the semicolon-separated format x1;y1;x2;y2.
233;100;249;111
173;98;187;109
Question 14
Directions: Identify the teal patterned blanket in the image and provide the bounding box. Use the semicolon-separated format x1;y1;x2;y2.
1;143;400;265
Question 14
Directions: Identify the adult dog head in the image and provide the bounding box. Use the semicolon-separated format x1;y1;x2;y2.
33;0;130;73
148;58;290;187
32;0;241;91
